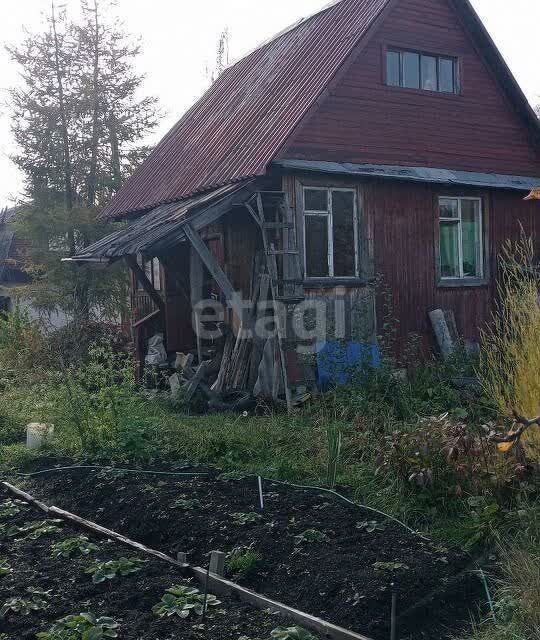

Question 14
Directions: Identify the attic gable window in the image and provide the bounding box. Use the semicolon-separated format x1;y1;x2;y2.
386;49;457;94
303;187;359;279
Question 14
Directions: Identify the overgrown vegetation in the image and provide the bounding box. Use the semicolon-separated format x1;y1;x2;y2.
1;243;540;640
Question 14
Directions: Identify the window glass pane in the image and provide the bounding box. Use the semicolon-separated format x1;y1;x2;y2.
304;189;328;212
402;52;420;89
439;198;459;218
439;58;455;93
421;55;437;91
440;222;460;278
305;215;329;277
461;200;481;277
152;258;161;291
386;51;400;86
331;191;356;277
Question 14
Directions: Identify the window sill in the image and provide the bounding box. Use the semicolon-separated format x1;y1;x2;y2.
437;278;488;289
304;277;370;289
385;85;461;99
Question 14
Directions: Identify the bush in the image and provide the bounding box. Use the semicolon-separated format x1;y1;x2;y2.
0;304;45;373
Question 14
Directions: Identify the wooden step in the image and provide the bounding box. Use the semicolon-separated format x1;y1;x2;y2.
266;249;299;255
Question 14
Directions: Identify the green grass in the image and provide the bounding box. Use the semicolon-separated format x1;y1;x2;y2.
0;338;539;640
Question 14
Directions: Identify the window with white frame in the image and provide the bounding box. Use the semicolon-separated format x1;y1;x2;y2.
303;187;359;279
438;197;484;280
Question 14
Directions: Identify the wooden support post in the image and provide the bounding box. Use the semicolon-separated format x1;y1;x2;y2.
209;550;226;577
184;223;244;323
190;245;204;363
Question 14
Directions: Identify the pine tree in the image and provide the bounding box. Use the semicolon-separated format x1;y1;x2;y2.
7;0;159;323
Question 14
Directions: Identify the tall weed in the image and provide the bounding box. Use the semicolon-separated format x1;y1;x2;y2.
479;235;540;460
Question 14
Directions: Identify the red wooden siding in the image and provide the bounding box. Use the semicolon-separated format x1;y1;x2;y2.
280;0;540;177
365;180;540;345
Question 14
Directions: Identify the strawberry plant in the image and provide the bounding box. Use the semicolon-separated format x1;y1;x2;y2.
85;557;146;583
231;512;262;526
152;584;221;618
271;626;318;639
172;498;201;510
356;520;385;533
36;612;119;639
7;519;63;541
294;529;330;544
51;536;99;559
0;499;25;518
0;587;51;618
0;560;12;578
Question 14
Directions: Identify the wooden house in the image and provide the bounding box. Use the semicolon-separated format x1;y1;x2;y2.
72;0;540;405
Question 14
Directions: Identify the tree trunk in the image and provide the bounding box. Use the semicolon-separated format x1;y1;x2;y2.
87;0;101;207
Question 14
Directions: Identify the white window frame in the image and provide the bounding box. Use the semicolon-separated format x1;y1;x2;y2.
438;196;484;280
303;186;359;279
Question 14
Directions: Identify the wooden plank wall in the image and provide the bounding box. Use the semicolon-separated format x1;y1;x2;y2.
280;0;540;177
365;180;540;349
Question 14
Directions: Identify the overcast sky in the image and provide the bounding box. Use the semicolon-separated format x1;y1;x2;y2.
0;0;539;206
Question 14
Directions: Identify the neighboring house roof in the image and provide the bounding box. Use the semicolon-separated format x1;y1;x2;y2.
102;0;540;221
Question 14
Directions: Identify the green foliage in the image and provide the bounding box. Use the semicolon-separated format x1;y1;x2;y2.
0;304;45;373
270;627;317;640
0;587;51;618
226;546;261;577
7;519;63;541
36;612;119;639
85;557;145;584
0;499;25;518
294;529;330;545
231;512;263;526
172;498;201;511
152;585;221;619
51;536;99;559
0;560;12;578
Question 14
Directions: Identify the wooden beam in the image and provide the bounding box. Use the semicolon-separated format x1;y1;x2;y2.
190;566;373;640
125;255;165;312
183;223;244;322
132;308;161;329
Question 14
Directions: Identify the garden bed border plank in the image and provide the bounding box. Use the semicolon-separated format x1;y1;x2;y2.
2;481;188;569
190;566;373;640
2;480;373;640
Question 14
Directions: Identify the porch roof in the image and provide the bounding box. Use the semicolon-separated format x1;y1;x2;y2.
67;181;255;264
274;160;540;192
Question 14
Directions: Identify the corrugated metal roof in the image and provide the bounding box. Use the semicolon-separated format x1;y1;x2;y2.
275;159;540;191
72;183;252;261
102;0;392;219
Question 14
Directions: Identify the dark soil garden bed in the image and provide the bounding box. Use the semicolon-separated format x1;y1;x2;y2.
13;461;485;640
0;484;294;639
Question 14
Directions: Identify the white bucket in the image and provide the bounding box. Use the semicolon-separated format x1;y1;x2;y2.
26;423;54;450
